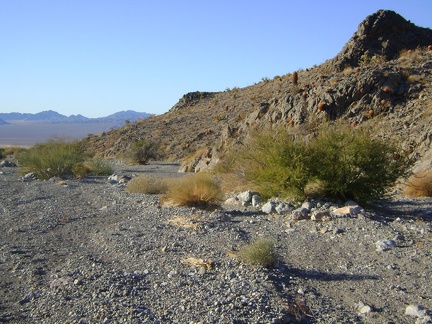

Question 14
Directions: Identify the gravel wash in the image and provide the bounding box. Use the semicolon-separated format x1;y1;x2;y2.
1;163;431;323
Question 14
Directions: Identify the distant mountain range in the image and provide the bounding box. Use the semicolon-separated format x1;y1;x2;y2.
0;110;153;125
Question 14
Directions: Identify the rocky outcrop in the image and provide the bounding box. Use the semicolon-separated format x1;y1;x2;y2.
169;91;217;112
81;10;432;175
333;10;432;70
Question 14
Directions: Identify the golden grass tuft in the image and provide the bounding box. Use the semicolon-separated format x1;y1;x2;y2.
238;239;276;267
126;175;169;194
404;170;432;197
162;173;222;207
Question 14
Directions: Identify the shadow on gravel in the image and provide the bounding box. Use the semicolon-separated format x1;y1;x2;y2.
266;262;378;323
368;198;432;222
268;263;379;294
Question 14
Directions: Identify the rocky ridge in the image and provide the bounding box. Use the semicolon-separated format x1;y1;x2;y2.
81;10;432;175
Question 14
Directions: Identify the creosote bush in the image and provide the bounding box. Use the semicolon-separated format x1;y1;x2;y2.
404;170;432;197
127;175;169;194
85;158;113;176
162;173;222;207
129;139;158;165
17;139;84;180
238;239;276;267
223;125;412;203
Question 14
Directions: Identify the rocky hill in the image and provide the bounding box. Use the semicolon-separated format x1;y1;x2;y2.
82;10;432;173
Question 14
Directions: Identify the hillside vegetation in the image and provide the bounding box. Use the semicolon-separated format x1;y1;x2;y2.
81;10;432;176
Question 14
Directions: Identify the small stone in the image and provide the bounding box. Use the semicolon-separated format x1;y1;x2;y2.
224;197;240;206
262;201;276;214
333;227;344;235
291;207;309;220
331;205;364;217
301;201;314;210
251;194;262;207
275;202;293;214
237;191;254;204
376;239;397;251
359;305;373;314
311;210;330;221
320;227;328;234
405;305;427;318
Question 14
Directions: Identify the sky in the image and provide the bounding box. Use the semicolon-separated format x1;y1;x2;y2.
1;1;431;118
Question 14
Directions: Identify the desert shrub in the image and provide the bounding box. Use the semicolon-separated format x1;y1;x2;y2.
72;162;91;179
129;139;158;165
309;126;412;202
127;175;169;194
163;173;222;207
238;239;276;267
221;128;314;200
85;158;113;176
0;146;26;158
404;170;432;197
224;125;412;203
17;139;84;180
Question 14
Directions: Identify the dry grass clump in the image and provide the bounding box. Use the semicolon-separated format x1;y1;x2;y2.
404;170;432;197
162;173;222;207
126;175;169;194
167;216;204;230
238;239;276;267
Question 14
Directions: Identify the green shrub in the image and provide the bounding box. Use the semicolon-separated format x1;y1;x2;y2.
225;125;412;203
237;128;313;199
126;175;169;194
129;139;158;165
85;158;113;176
17;139;84;180
309;126;412;202
163;173;222;207
238;239;276;267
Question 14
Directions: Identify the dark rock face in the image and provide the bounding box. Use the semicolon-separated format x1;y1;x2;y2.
170;91;217;111
336;10;432;70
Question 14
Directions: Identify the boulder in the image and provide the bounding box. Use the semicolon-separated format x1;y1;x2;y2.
262;202;276;214
291;207;310;220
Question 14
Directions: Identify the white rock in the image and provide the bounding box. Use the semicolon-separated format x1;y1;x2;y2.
262;201;276;214
224;197;241;206
359;305;373;314
405;305;427;318
311;210;330;221
275;202;293;214
376;239;397;252
251;194;262;207
301;201;314;210
237;191;254;204
332;205;364;217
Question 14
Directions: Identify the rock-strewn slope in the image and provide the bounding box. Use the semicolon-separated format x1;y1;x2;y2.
81;10;432;174
1;163;431;323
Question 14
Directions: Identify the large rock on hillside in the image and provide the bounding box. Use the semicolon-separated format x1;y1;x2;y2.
335;10;432;70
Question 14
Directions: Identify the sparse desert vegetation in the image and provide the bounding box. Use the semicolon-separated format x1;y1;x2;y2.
238;239;276;267
126;175;169;194
17;139;85;180
162;173;222;207
220;125;412;203
404;170;432;197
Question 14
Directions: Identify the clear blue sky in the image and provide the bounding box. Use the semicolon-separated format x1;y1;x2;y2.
1;1;431;118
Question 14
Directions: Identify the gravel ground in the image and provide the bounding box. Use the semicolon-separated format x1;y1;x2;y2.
1;161;431;323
